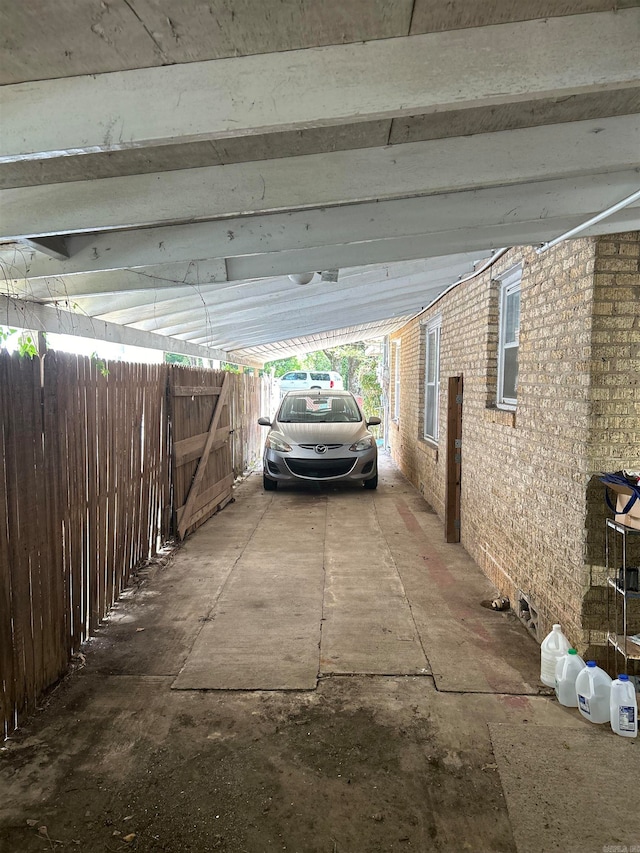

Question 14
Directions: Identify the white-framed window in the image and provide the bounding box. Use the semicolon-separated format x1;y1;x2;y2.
497;266;522;408
393;341;401;421
423;316;441;442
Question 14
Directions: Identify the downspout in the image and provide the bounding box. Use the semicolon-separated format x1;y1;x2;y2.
536;188;640;254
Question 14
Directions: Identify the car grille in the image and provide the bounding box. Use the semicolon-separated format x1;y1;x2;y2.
297;444;343;450
285;458;356;479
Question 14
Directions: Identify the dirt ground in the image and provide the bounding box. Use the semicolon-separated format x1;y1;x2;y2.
2;461;639;853
0;672;518;853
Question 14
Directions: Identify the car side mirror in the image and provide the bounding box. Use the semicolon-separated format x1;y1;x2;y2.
258;417;271;426
367;417;381;426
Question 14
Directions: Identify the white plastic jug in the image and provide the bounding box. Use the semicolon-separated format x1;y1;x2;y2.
554;649;586;707
540;624;570;687
610;674;638;738
575;661;612;723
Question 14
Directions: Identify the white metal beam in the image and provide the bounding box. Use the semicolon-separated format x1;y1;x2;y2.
4;209;639;311
0;295;261;367
225;209;640;281
3;167;639;281
2;261;230;301
2;116;639;240
67;278;307;321
1;11;637;164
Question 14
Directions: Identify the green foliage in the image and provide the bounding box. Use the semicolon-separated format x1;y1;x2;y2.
221;362;242;374
263;355;302;377
300;350;332;371
17;335;39;358
165;353;192;365
165;353;206;367
91;352;109;377
0;327;47;359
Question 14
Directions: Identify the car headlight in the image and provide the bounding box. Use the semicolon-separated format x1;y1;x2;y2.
349;435;375;451
265;433;292;452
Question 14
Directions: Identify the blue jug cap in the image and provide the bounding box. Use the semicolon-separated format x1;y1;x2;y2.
617;674;629;681
586;661;596;667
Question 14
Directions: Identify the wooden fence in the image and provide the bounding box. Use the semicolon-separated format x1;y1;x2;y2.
170;368;234;540
0;352;270;737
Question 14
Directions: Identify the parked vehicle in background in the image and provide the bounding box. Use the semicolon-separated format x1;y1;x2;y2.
258;390;380;490
278;370;344;394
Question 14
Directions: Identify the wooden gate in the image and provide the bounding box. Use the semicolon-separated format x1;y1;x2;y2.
169;368;234;540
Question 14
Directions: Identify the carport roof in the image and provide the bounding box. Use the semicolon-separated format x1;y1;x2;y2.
1;2;639;366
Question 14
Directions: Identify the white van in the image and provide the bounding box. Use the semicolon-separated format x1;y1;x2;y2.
278;370;344;394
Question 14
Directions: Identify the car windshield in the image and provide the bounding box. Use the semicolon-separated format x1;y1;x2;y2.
278;395;361;423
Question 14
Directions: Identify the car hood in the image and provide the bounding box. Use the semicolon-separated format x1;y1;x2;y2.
274;421;369;445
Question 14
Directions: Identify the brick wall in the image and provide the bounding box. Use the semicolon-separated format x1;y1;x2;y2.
388;233;640;657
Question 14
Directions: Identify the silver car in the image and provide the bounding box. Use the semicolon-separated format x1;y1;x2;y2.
258;390;380;490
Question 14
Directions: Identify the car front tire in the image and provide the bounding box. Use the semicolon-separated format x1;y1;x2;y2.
263;474;278;491
363;472;378;490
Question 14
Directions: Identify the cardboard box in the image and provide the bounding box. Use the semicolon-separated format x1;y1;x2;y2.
608;482;640;531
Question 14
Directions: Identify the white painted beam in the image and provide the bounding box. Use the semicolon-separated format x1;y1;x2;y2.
3;167;638;279
2;261;229;301
226;208;640;281
4;208;639;308
68;277;305;321
0;295;260;367
1;11;638;163
2;116;639;239
16;256;465;301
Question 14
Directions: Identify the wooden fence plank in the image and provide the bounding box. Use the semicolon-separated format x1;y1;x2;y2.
173;426;231;466
161;369;172;539
176;472;235;524
7;357;37;719
178;486;234;534
95;362;108;630
112;358;121;603
105;359;117;607
55;355;73;661
43;352;67;679
121;360;134;591
71;357;83;640
22;356;43;712
0;354;17;737
171;385;223;397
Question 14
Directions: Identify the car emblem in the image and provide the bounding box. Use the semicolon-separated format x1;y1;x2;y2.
315;444;328;454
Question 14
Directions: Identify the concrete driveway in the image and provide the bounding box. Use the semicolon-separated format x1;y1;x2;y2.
1;456;638;853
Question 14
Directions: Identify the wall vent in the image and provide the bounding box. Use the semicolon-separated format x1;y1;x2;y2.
517;591;539;642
